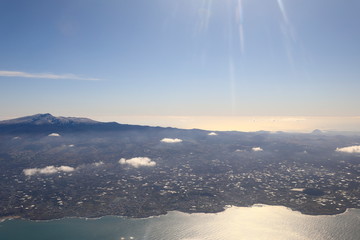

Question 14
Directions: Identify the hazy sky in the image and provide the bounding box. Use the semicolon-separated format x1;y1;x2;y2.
0;0;359;130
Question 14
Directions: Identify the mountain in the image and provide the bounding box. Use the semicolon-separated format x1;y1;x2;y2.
311;129;323;135
0;113;98;125
0;113;154;134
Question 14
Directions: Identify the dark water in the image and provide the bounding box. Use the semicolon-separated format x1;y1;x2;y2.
1;205;360;240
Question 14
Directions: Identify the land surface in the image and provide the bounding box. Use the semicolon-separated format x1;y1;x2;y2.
0;114;359;220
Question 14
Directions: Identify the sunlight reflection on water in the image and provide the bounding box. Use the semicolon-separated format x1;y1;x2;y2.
1;205;360;240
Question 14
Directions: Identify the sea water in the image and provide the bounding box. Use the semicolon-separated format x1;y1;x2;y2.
1;205;360;240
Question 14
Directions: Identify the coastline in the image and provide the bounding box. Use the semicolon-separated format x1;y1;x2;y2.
0;216;21;223
0;204;352;223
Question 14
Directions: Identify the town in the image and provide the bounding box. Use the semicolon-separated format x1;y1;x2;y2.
1;127;359;220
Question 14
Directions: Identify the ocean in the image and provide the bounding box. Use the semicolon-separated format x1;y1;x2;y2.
1;205;360;240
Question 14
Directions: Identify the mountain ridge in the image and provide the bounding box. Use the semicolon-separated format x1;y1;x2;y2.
0;113;157;134
0;113;99;125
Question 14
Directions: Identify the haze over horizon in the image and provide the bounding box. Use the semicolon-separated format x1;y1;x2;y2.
1;0;359;131
1;113;360;133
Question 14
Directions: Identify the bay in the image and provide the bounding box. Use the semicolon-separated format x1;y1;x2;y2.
1;205;360;240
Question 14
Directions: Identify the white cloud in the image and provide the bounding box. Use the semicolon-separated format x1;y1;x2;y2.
235;149;246;152
48;133;60;137
291;188;305;192
93;161;104;167
160;138;183;143
23;168;38;176
208;132;218;136
252;147;263;152
23;165;75;176
0;70;101;81
336;145;360;153
119;157;156;168
56;166;75;172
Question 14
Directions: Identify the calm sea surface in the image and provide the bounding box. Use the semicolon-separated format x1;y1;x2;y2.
1;205;360;240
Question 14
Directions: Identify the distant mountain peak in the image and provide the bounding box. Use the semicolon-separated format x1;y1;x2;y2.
0;113;99;125
0;114;155;134
38;113;52;117
311;129;323;134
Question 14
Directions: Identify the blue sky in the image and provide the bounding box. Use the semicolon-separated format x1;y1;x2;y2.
0;0;359;129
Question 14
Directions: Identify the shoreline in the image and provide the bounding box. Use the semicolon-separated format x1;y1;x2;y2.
0;215;21;223
0;204;353;223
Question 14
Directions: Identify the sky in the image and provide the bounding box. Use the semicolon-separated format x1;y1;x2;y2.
0;0;359;131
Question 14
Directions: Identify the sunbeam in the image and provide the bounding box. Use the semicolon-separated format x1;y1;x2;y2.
276;0;298;67
236;0;246;54
196;0;213;34
227;1;238;115
276;0;289;26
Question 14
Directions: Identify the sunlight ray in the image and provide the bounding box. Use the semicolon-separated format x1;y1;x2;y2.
196;0;213;34
227;1;238;114
236;0;245;54
276;0;298;67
